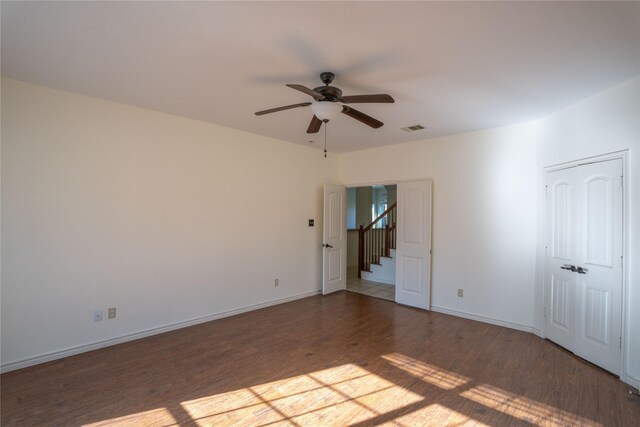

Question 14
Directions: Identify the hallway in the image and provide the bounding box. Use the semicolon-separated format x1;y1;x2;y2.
346;267;395;302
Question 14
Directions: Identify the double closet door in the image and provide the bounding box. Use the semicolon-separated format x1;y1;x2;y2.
545;158;623;374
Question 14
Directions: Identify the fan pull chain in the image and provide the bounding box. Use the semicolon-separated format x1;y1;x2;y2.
323;119;328;158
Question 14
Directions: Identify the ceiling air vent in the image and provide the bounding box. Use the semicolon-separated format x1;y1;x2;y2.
402;124;425;132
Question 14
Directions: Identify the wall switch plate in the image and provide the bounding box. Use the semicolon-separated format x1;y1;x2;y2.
108;307;116;319
308;219;314;227
275;278;279;287
94;309;103;322
457;289;464;298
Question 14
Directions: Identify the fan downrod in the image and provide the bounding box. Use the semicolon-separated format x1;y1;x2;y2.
314;72;342;102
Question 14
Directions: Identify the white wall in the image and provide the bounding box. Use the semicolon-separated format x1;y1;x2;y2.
340;123;539;331
1;78;339;370
347;231;359;268
346;187;356;229
385;185;397;206
346;188;359;268
355;187;372;228
536;76;640;387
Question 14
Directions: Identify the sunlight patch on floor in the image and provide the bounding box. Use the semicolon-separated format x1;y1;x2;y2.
382;352;470;390
82;354;605;426
460;384;602;426
179;363;423;426
390;403;491;427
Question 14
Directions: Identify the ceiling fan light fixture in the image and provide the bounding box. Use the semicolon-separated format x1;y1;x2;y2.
310;102;342;121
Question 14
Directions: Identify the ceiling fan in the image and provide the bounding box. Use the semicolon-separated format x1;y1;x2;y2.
255;72;394;133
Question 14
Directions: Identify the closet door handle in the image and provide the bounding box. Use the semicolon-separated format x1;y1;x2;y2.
560;264;587;274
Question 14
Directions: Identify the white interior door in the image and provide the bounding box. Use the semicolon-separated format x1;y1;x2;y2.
545;159;623;374
395;180;432;309
545;166;577;350
573;160;623;373
323;184;346;295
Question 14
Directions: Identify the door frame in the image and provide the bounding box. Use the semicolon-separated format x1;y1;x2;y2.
343;178;432;306
541;150;629;380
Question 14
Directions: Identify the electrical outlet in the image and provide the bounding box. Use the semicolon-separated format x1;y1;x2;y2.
108;307;116;319
457;289;464;298
94;309;103;322
275;278;279;287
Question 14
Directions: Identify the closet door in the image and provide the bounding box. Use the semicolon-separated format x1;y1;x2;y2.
545;167;577;352
544;159;623;374
573;160;623;373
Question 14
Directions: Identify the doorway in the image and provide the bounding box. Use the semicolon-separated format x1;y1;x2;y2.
323;181;433;310
346;185;397;301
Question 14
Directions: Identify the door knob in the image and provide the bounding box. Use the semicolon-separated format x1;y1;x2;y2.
322;243;333;248
576;266;588;274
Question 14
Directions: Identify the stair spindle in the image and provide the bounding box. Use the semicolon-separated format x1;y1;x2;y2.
358;202;397;278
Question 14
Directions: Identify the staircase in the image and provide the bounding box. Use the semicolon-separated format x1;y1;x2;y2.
358;202;397;284
361;249;396;284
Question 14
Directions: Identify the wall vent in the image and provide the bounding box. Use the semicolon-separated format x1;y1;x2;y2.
402;124;425;132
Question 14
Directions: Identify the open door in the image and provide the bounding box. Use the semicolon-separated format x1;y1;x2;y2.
395;180;432;309
323;184;346;295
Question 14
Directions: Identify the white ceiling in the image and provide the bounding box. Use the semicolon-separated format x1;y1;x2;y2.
2;1;639;153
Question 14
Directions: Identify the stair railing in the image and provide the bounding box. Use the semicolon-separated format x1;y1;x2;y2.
358;202;397;278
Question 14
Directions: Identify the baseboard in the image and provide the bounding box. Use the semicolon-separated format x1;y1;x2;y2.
1;289;322;373
430;305;536;334
624;373;640;390
360;273;396;286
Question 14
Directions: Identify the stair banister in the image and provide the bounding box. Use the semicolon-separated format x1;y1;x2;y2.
358;202;397;278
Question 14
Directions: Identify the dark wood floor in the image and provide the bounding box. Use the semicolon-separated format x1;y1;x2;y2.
2;292;639;426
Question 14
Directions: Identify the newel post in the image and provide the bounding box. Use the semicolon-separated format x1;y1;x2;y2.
384;223;390;257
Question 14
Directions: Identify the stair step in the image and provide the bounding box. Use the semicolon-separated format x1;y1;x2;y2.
361;253;396;285
369;256;392;261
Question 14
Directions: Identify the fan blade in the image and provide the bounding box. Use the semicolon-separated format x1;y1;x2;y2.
255;102;311;116
341;106;383;128
307;115;322;133
286;84;326;100
339;94;395;104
